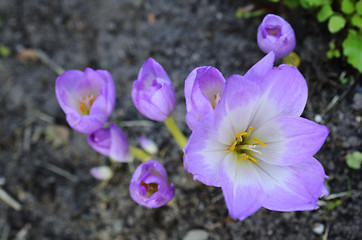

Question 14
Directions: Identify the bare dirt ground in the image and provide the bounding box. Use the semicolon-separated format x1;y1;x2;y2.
0;0;361;239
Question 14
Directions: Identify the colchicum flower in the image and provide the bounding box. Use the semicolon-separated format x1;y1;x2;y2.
184;66;225;130
129;160;175;208
183;52;329;221
257;14;296;59
55;68;116;134
132;58;176;122
88;122;132;162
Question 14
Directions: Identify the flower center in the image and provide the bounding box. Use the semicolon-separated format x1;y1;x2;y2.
228;126;265;163
79;94;97;115
141;181;159;197
265;25;281;37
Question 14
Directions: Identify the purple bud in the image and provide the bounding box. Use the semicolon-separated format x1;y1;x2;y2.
88;122;133;162
257;14;296;59
139;136;158;155
132;58;176;122
55;68;116;133
184;66;225;130
129;160;175;208
90;166;113;180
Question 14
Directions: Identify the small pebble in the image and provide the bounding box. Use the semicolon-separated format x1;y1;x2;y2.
312;222;324;235
183;229;209;240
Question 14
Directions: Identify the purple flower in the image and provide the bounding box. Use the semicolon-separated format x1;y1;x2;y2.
184;66;225;130
132;58;176;122
88;122;132;162
129;160;175;208
183;52;329;221
257;14;296;59
55;68;116;134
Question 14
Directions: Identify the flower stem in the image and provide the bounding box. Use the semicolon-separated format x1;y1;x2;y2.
130;146;151;162
164;115;188;150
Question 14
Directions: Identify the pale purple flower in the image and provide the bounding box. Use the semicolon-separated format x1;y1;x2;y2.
129;160;175;208
139;136;159;155
90;166;113;180
184;66;225;130
55;68;116;133
132;58;176;122
183;52;329;221
257;14;296;59
88;122;132;162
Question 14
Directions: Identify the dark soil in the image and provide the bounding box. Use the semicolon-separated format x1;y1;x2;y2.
0;0;361;239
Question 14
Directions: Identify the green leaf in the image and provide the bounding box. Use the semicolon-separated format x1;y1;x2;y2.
328;15;346;33
356;1;362;15
351;13;362;29
284;0;300;8
341;0;355;15
317;4;334;22
346;151;362;169
300;0;324;8
0;45;10;57
343;30;362;72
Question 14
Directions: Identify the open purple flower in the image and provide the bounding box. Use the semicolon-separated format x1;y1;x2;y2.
129;160;175;208
184;66;225;130
55;68;116;133
257;14;296;59
132;58;176;122
184;52;329;221
88;122;132;162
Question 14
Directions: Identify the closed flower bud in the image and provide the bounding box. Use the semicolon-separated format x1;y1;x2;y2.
132;58;176;122
55;68;116;133
257;14;296;59
184;66;225;130
129;160;175;208
87;122;132;162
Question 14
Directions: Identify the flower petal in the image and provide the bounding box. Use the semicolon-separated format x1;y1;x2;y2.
55;70;83;112
184;114;228;187
252;116;329;165
255;157;328;211
214;75;262;144
220;153;262;220
76;68;105;97
66;111;107;134
243;51;275;82
109;122;132;162
249;65;308;128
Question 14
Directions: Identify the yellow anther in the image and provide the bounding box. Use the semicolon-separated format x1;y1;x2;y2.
241;154;249;160
249;157;257;163
253;138;266;147
228;141;237;152
248;126;253;132
235;132;247;138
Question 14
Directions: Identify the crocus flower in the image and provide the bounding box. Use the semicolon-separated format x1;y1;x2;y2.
88;122;132;162
55;68;116;133
132;58;176;122
257;14;296;59
183;52;329;221
90;166;113;180
139;136;159;155
184;66;225;130
129;160;175;208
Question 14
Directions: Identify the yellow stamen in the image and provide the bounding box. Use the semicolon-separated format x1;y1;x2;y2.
235;132;247;138
228;141;237;152
253;138;266;147
241;154;248;160
248;126;253;132
79;101;87;114
249;157;257;163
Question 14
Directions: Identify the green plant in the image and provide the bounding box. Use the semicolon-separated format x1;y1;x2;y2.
270;0;362;73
